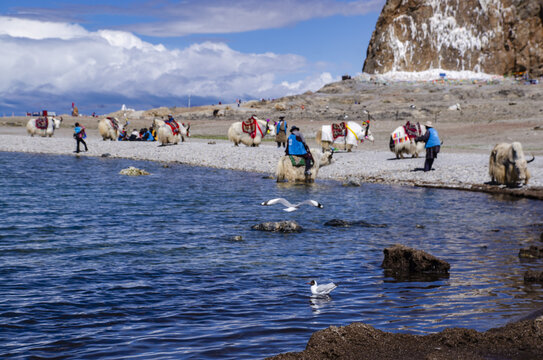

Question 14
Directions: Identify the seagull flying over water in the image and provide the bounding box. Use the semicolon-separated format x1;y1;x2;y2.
260;198;323;212
308;280;337;296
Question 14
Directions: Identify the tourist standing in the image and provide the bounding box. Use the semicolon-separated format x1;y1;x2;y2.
415;121;441;172
275;116;287;148
74;122;87;153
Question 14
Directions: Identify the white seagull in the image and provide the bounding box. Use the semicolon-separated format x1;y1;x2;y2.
308;280;337;296
261;198;323;212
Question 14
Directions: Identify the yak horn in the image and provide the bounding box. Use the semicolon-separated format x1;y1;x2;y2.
527;155;535;163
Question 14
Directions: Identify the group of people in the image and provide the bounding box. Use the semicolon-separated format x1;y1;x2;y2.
118;127;157;142
275;115;441;175
73;114;441;173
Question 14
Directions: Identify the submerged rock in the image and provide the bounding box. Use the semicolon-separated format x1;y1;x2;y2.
382;244;450;275
524;270;543;283
324;219;387;228
252;221;302;233
519;245;543;259
119;166;150;176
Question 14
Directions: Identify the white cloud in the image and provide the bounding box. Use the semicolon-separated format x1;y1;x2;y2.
0;16;333;111
127;0;385;36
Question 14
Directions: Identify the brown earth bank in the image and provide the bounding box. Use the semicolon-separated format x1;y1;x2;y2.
267;315;543;360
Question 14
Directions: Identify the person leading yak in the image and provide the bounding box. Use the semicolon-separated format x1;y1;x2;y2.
415;121;440;172
285;126;313;176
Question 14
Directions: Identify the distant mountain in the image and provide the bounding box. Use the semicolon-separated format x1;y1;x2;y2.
363;0;543;77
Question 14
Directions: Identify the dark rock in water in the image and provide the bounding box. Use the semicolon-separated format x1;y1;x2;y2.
267;318;543;359
382;244;450;275
262;175;274;180
324;219;387;228
230;235;243;241
416;224;425;229
519;245;543;259
101;153;111;157
524;270;543;283
252;221;302;233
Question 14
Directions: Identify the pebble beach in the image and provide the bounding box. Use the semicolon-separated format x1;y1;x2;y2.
1;129;542;191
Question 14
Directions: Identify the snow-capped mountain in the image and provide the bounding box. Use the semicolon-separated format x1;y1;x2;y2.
363;0;543;77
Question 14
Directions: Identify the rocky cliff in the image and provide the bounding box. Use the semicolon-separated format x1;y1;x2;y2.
363;0;543;77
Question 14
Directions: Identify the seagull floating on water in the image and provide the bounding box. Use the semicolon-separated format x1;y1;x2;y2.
308;280;337;296
261;198;323;212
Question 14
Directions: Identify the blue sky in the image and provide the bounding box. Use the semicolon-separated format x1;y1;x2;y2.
0;0;384;115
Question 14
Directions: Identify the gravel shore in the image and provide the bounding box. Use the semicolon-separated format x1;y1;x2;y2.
1;130;542;192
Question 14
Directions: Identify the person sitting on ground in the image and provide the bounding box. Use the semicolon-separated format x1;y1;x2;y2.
142;128;155;141
285;126;313;176
129;128;140;141
118;129;128;141
415;121;441;172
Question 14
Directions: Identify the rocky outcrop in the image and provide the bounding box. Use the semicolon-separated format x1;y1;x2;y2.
251;221;303;233
382;244;450;275
363;0;543;77
268;317;543;359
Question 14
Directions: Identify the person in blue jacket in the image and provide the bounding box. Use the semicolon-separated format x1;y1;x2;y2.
275;116;287;148
285;126;313;176
73;122;87;153
415;121;440;172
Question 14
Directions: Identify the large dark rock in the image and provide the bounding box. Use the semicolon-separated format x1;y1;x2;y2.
363;0;543;77
252;221;303;233
324;219;387;228
519;245;543;259
267;317;543;359
381;244;450;275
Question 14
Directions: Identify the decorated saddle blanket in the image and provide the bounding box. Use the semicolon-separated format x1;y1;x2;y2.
289;155;305;167
331;122;346;140
165;119;180;135
35;117;48;130
404;121;422;139
242;116;259;138
107;117;119;131
392;129;410;145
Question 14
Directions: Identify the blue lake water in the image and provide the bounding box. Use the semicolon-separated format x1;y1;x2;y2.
1;151;543;359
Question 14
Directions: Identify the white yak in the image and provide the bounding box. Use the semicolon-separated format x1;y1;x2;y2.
276;149;334;183
153;118;190;146
26;116;62;137
389;122;427;159
98;117;126;140
227;116;275;147
489;142;534;187
315;121;374;152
